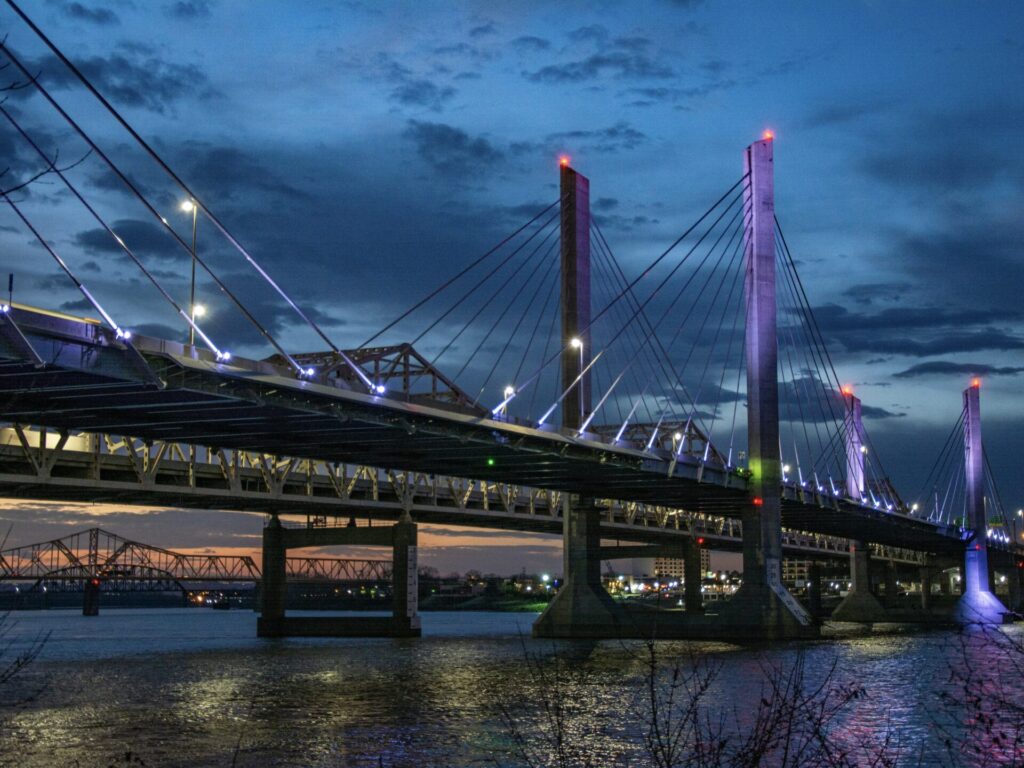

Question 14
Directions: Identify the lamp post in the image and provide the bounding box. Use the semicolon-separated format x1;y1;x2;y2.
570;337;583;425
181;199;198;346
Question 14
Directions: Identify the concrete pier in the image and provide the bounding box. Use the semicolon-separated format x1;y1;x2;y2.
715;137;814;640
683;538;704;613
831;391;888;623
954;382;1007;624
532;498;628;638
257;516;420;638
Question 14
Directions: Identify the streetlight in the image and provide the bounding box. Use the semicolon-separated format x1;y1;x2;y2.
570;337;583;425
180;199;199;346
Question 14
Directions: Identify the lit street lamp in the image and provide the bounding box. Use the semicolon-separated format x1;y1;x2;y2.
181;199;199;346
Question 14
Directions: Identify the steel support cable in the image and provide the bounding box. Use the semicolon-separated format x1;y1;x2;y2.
410;215;559;395
774;243;845;480
407;208;560;355
774;230;854;483
776;273;830;483
462;229;561;404
585;249;638;428
527;283;562;420
588;233;663;428
359;199;558;349
772;262;816;479
593;242;663;428
1;193;127;337
511;256;560;385
774;241;832;472
776;218;899;493
701;235;747;454
589;235;666;432
0;43;299;370
591;222;684;427
675;217;748;422
920;410;966;518
593;208;745;437
4;1;376;384
682;243;747;464
579;197;747;436
983;448;1012;535
491;177;748;415
471;251;561;408
609;205;749;438
774;234;848;467
0;105;223;357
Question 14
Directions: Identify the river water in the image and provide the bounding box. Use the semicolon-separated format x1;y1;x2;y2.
0;608;1020;767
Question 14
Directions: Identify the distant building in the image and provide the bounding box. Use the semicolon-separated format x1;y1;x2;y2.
653;550;711;581
782;559;812;587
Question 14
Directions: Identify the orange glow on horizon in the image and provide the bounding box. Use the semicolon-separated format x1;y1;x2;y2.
558;154;571;168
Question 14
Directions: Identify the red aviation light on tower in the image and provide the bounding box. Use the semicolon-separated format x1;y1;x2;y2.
558;154;571;168
971;377;982;389
841;385;854;396
762;129;775;141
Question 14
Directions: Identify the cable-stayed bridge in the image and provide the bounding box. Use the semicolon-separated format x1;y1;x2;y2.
0;3;1019;639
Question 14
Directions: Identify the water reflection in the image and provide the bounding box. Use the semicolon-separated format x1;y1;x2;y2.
0;609;1020;767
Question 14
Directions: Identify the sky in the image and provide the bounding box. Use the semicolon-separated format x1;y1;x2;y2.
0;0;1022;575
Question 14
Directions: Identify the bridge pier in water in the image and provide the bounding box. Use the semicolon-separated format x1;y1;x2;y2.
258;515;420;638
712;137;814;640
954;382;1007;624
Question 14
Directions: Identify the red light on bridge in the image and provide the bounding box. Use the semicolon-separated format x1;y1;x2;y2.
971;377;981;389
696;537;706;546
762;129;774;141
89;577;100;586
752;497;764;507
558;154;571;168
841;385;853;396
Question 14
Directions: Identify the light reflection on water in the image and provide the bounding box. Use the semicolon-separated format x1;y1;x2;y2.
0;609;1020;767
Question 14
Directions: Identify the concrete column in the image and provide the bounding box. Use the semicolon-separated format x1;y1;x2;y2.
843;391;865;500
82;576;100;616
1007;566;1023;612
560;163;591;432
258;516;287;636
920;567;933;611
719;136;812;639
807;562;822;619
533;497;626;638
882;561;898;607
683;538;704;613
955;382;1006;623
390;519;421;636
832;541;888;622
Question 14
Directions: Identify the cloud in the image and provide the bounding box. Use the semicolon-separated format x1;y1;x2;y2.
60;2;119;25
545;122;647;152
525;51;674;83
510;36;550;52
75;219;181;259
810;304;1024;356
24;46;217;113
404;120;503;175
390;78;456;111
893;361;1024;379
841;281;912;306
468;22;497;38
164;0;212;18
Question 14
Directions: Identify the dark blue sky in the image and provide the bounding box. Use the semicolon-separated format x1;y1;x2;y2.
0;1;1021;572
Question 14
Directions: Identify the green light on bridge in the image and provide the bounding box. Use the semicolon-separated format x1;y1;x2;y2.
487;457;496;466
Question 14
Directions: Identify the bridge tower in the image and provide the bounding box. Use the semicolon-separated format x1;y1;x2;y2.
955;381;1006;623
534;162;628;639
718;136;814;638
831;390;888;622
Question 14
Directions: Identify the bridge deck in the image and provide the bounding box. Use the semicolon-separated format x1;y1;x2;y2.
0;307;968;555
